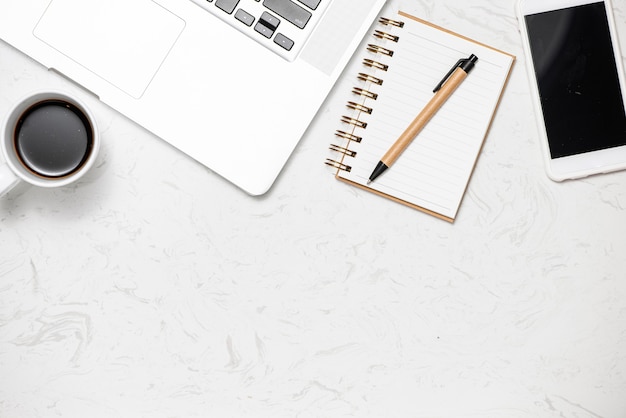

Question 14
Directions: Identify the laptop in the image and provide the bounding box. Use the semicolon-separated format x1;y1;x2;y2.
0;0;386;195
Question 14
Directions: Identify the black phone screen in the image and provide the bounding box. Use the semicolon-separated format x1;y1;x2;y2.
525;2;626;158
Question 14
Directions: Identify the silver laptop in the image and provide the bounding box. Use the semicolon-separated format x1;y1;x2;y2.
0;0;386;195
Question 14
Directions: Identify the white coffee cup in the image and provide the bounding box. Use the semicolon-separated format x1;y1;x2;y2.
0;90;100;197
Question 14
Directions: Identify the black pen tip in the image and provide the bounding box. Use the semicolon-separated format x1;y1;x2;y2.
368;161;389;184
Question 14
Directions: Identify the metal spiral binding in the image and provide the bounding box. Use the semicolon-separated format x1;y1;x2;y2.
329;144;357;157
357;73;383;85
379;17;404;27
341;116;367;129
324;159;352;172
363;58;389;71
367;44;394;57
347;101;373;114
352;87;378;100
327;16;404;173
373;30;399;42
335;130;362;143
326;129;363;172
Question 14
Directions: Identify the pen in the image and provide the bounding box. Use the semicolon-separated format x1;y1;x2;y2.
367;54;478;184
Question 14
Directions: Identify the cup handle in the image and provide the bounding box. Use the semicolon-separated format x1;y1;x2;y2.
0;162;20;197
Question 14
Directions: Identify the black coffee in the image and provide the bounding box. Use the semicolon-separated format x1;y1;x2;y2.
14;99;93;178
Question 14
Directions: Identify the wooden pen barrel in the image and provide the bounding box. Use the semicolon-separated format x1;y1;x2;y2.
381;67;468;166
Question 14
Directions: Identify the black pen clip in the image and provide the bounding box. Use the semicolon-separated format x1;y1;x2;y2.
433;54;478;92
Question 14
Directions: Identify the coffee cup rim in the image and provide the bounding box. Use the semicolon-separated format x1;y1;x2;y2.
1;89;100;188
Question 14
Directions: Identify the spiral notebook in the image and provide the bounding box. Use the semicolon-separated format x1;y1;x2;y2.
326;11;515;222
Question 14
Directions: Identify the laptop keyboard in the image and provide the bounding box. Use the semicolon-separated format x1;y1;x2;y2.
189;0;328;61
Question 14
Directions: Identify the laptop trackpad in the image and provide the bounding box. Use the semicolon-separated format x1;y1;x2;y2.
34;0;184;99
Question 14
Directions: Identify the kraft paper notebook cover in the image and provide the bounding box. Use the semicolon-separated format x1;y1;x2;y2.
326;11;515;222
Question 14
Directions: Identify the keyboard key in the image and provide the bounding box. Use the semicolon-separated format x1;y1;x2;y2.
259;11;280;30
262;0;311;29
274;33;294;50
254;21;274;38
297;0;320;10
215;0;239;14
235;9;255;26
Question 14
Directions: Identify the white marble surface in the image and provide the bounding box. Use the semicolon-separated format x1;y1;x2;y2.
2;0;626;417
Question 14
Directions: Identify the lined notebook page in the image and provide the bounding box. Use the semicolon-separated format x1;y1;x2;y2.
336;12;514;221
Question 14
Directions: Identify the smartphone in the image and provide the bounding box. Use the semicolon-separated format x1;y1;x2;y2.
517;0;626;181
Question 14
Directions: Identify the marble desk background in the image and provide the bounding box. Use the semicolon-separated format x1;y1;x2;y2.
1;0;626;417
